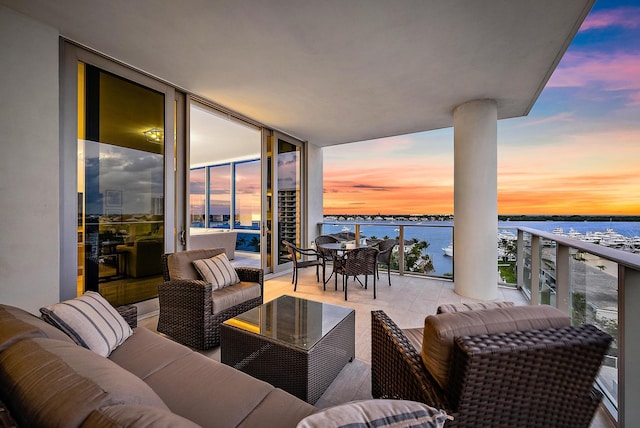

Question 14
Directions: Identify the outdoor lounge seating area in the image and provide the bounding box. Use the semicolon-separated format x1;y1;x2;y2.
143;266;614;427
0;247;615;427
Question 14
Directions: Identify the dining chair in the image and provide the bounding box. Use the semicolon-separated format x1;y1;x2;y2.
373;238;397;286
282;240;325;290
335;246;378;300
315;235;340;267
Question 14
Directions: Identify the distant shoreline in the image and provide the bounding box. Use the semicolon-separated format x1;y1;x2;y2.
324;214;640;222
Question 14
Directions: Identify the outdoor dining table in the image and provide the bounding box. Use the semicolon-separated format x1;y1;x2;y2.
316;241;367;289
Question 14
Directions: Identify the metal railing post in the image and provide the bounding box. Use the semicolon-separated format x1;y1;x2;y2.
555;244;570;315
530;235;540;305
398;226;405;276
619;266;640;427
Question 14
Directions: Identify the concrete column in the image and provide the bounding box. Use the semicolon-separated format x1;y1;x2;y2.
453;99;498;300
306;142;324;246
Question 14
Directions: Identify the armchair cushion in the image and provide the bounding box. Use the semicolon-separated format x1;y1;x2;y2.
422;305;570;388
40;291;132;357
193;253;240;289
211;282;262;315
297;399;448;428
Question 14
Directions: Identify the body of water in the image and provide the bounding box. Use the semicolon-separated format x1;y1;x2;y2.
321;220;640;277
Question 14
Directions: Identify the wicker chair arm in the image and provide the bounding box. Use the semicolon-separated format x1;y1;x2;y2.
234;267;264;284
158;279;213;313
296;247;321;258
235;267;264;297
371;310;449;412
116;304;138;329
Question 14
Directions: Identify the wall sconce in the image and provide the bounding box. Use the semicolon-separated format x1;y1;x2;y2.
143;128;164;143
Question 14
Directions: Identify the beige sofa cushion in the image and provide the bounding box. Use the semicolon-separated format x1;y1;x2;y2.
82;405;201;428
238;388;317;428
211;281;262;314
0;304;74;352
421;305;570;388
167;248;226;280
144;352;275;428
0;338;168;427
108;327;193;380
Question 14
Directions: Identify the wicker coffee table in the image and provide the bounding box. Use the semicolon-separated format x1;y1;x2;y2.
220;295;355;404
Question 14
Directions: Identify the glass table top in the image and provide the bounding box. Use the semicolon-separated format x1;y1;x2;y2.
223;295;354;351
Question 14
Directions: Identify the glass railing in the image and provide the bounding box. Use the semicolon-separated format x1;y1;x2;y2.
319;221;454;279
316;220;639;423
515;227;640;423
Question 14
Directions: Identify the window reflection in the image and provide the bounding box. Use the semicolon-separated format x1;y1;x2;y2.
190;167;206;227
209;164;231;228
77;62;164;306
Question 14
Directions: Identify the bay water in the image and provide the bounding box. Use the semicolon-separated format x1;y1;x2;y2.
321;220;640;277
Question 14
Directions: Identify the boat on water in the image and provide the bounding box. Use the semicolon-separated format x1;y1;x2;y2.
442;243;453;257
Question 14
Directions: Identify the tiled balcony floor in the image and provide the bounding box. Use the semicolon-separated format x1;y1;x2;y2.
139;267;615;427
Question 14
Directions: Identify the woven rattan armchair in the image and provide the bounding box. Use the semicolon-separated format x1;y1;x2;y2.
371;310;612;427
335;246;378;300
158;248;263;350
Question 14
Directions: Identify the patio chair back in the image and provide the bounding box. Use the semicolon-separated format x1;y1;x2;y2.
282;240;324;289
374;238;397;286
315;235;339;261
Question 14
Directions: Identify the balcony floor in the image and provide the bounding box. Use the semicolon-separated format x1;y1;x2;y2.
138;266;615;427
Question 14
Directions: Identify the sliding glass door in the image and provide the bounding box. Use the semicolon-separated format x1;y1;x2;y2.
62;43;178;305
77;63;166;305
188;101;261;262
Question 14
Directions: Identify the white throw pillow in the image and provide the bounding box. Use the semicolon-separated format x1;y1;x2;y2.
192;253;240;289
40;291;132;357
297;399;449;428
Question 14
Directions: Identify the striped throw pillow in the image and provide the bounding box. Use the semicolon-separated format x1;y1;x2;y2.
297;399;449;428
192;253;240;289
40;291;132;357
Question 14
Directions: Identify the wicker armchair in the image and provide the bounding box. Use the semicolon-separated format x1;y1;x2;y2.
371;309;612;427
335;246;378;300
158;248;263;350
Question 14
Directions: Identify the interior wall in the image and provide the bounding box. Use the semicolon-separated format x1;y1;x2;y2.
0;6;61;313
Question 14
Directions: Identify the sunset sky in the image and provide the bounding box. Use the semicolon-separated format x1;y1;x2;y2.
323;0;640;216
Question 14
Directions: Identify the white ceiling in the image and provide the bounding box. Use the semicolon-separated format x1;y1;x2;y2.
1;0;593;146
190;102;261;168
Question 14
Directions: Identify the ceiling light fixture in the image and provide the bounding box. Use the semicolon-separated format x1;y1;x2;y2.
143;128;164;143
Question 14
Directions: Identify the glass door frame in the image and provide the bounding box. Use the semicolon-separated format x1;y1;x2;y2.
266;131;306;276
60;41;181;301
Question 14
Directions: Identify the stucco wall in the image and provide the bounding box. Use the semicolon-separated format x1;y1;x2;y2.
0;6;60;312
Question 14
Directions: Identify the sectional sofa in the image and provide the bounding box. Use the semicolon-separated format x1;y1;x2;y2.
0;301;316;427
0;297;447;428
